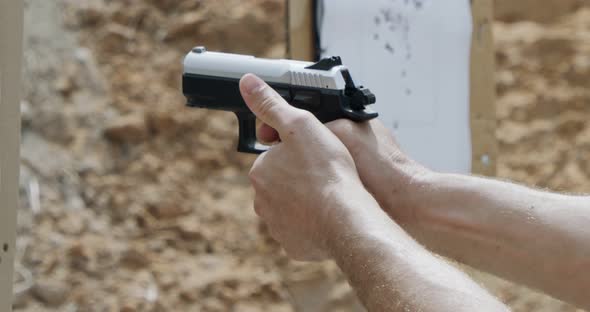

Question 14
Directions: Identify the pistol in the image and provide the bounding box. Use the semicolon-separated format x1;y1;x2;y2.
182;46;378;154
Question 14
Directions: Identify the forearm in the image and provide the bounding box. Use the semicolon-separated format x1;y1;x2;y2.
403;173;590;308
326;190;508;312
327;119;590;307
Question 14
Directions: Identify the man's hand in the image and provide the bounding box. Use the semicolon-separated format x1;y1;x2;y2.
259;110;433;226
262;117;434;225
326;119;432;225
239;74;364;261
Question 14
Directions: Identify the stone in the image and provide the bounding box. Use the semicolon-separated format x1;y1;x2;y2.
54;76;74;95
104;113;149;143
164;11;207;41
147;202;190;219
120;246;150;269
32;280;70;307
177;218;204;240
57;213;87;235
99;23;136;53
144;186;190;219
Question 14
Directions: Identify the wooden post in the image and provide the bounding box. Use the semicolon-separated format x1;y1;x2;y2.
470;0;497;176
287;0;315;61
0;0;24;310
287;0;497;176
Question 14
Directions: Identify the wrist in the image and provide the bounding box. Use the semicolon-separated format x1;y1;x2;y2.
376;156;439;226
401;172;502;257
321;184;396;256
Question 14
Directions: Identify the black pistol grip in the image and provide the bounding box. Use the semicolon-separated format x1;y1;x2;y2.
235;112;270;154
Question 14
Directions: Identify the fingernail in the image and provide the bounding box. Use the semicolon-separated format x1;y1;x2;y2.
242;74;265;95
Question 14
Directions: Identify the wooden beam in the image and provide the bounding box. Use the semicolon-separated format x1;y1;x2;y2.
287;0;315;61
0;0;24;310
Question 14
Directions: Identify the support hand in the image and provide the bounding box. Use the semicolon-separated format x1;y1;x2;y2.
240;74;366;261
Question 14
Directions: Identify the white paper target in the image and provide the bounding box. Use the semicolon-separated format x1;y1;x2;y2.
318;0;473;173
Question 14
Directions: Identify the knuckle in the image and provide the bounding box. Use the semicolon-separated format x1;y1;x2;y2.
288;110;314;127
248;168;261;187
247;165;256;179
328;119;354;135
249;82;268;97
249;153;267;183
257;93;279;119
298;110;315;121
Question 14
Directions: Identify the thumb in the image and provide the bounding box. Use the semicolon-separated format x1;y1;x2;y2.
239;74;301;132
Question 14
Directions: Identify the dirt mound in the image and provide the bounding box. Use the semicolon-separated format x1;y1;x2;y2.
495;0;585;23
495;8;590;193
481;7;590;311
16;0;304;311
